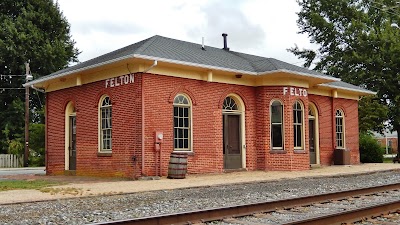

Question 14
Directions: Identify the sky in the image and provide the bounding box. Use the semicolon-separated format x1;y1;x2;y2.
56;0;315;66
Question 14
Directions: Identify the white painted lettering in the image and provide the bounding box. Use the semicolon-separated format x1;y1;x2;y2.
282;87;308;97
130;74;134;83
104;74;135;88
283;87;288;95
105;79;109;88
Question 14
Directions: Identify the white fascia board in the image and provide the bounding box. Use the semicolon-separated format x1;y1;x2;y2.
23;54;137;87
258;69;341;82
24;53;341;88
318;83;377;95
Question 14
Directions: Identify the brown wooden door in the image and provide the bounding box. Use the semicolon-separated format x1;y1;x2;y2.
223;114;242;169
309;119;316;164
69;116;76;170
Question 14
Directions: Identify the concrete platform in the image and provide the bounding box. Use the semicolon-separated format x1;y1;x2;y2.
0;163;399;205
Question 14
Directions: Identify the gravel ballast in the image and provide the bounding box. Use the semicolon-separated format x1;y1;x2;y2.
0;170;399;224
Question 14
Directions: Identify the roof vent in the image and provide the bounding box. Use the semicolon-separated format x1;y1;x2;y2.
202;37;205;50
222;33;229;51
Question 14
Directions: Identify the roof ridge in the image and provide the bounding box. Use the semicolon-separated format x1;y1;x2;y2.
266;58;283;70
227;51;259;73
135;35;160;54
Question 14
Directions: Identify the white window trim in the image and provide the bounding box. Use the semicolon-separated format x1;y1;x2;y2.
270;100;284;150
335;109;345;149
98;95;112;153
293;101;304;150
173;94;193;152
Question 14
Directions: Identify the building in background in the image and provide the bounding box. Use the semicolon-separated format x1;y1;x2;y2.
24;35;374;178
374;131;398;155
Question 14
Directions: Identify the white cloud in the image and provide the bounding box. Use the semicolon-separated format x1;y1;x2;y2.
57;0;314;65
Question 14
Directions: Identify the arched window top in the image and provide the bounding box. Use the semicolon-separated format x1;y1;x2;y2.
336;109;344;117
223;96;238;111
293;101;302;110
174;94;190;105
308;108;314;116
101;96;111;107
271;100;283;107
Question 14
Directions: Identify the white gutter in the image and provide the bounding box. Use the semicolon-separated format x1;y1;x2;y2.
24;54;340;87
23;53;137;87
257;69;341;82
30;85;45;93
318;83;377;95
142;60;158;73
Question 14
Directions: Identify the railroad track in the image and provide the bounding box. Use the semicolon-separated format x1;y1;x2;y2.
92;183;400;225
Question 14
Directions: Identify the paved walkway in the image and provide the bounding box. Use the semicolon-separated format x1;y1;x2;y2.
0;163;399;205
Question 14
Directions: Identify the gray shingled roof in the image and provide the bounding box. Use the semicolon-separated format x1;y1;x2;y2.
25;35;374;94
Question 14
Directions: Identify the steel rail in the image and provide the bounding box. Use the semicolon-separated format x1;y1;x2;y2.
283;199;400;225
91;183;400;225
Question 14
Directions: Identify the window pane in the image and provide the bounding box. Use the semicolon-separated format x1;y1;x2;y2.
183;108;188;117
174;107;178;116
179;139;183;148
296;125;302;147
272;124;282;147
179;107;183;117
271;105;282;123
178;129;183;138
184;139;188;148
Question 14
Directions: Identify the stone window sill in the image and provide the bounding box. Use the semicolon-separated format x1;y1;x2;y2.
270;149;287;154
98;152;112;157
294;149;306;154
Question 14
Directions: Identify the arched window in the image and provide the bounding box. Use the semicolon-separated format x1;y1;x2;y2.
293;101;303;149
100;96;112;152
335;109;345;148
223;96;238;111
271;100;283;149
173;94;192;151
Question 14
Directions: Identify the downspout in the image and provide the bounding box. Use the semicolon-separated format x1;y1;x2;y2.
45;93;48;174
141;60;158;176
331;90;337;164
30;85;45;93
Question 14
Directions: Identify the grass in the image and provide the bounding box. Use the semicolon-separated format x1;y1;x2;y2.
0;180;61;192
383;157;397;163
40;187;85;196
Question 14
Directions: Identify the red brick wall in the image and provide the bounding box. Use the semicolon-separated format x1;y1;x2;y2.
142;73;257;176
255;86;309;171
309;95;360;165
46;75;142;178
45;72;361;178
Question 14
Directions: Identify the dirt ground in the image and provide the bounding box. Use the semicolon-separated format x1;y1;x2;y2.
0;163;399;205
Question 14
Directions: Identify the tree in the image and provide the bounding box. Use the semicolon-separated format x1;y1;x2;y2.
0;0;79;155
359;132;384;163
290;0;400;150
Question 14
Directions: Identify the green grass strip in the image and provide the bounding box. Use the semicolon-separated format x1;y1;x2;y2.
0;180;61;191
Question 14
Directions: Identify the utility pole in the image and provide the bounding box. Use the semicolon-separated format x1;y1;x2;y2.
24;62;32;167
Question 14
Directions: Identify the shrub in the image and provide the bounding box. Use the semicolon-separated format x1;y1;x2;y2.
359;132;385;163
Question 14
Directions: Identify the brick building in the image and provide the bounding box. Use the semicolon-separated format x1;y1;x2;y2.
375;132;398;154
25;35;374;178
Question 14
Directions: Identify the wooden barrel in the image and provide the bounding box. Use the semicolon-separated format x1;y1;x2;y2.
167;152;188;179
